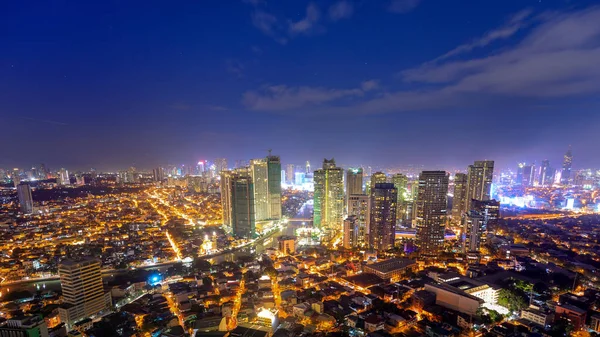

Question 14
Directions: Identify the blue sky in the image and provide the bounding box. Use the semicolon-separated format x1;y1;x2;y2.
1;0;600;171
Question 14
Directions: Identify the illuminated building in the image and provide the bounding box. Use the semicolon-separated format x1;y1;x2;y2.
250;154;281;221
392;174;408;221
215;158;228;173
58;259;110;330
294;172;305;185
522;164;534;187
305;160;310;174
343;215;358;249
369;183;397;251
347;194;370;247
462;211;484;255
362;258;415;282
415;171;449;258
516;163;525;185
17;183;33;214
278;236;296;255
367;172;387;195
0;316;49;337
11;168;21;187
57;168;70;186
465;160;494;212
538;159;553;186
231;175;256;238
561;146;573;185
346;168;363;195
153;167;165;182
451;173;467;219
471;199;500;229
313;158;344;240
286;164;295;184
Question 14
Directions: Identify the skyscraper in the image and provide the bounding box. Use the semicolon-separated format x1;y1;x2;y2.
58;259;109;330
561;146;573;185
231;175;256;238
215;158;228;173
452;173;468;219
347;194;370;247
313;159;344;241
538;160;552;186
369;183;398;251
153;167;165;182
465;161;494;212
463;199;500;256
522;165;533;187
286;164;295;184
392;174;408;222
346;168;363;195
57;168;70;186
367;171;386;195
17;183;34;214
250;155;281;221
343;216;358;249
415;171;449;257
305;161;311;174
11;168;20;187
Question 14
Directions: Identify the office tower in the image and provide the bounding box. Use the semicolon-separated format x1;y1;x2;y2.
465;160;494;212
305;161;310;174
220;171;234;228
343;216;358;249
369;183;398;251
153;167;165;182
347;194;370;247
452;173;468;219
313;159;344;240
286;164;295;184
12;168;21;187
294;172;305;186
40;163;48;179
17;183;34;214
415;171;449;257
58;259;109;330
463;199;500;255
561;146;573;185
346;168;363;195
538;160;552;186
215;158;228;173
57;168;70;185
366;166;373;177
392;174;408;221
0;316;49;337
231;175;256;238
367;171;386;195
250;155;281;222
516;163;524;185
281;170;286;186
522;165;533;187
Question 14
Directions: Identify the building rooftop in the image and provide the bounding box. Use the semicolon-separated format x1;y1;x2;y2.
364;258;416;273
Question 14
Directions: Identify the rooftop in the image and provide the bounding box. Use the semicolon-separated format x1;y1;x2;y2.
364;258;416;273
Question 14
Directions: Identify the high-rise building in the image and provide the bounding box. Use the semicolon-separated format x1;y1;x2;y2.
343;216;358;249
538;160;552;186
286;164;295;184
12;168;21;187
561;146;573;185
305;161;311;174
367;171;386;195
346;168;363;195
465;161;494;212
250;155;281;221
516;163;525;185
17;183;33;214
415;171;449;257
369;183;397;251
57;168;70;186
463;199;500;256
347;194;370;247
153;167;165;182
215;158;228;173
392;174;408;222
522;165;533;187
313;159;344;240
58;259;110;330
231;175;255;238
0;316;49;337
452;173;468;219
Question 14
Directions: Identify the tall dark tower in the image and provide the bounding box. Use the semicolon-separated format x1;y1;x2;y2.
415;171;449;258
561;146;572;185
369;183;397;251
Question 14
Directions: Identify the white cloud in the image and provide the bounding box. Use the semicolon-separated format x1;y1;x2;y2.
388;0;421;13
251;10;288;44
289;3;321;35
361;80;379;91
329;1;354;21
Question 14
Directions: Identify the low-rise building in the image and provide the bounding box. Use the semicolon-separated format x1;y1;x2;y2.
362;258;415;281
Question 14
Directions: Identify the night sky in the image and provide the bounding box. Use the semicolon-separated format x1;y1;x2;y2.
2;0;600;171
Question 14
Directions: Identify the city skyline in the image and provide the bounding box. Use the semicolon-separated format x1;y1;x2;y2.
2;1;600;170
